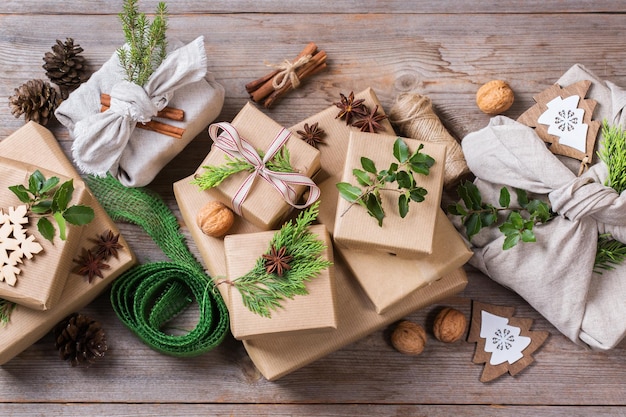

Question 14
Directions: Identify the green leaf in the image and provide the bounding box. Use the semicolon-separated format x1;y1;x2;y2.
393;137;410;163
447;203;467;216
465;213;482;239
54;211;67;241
366;193;385;226
409;146;435;175
52;180;74;212
503;233;520;250
521;228;536;243
396;170;414;189
37;217;55;242
499;222;518;235
388;163;398;174
499;187;511;208
8;185;31;203
360;157;377;174
63;205;95;225
515;188;529;207
508;211;524;229
352;169;372;186
336;182;362;203
40;176;60;194
458;181;482;210
28;170;46;194
409;187;427;202
30;201;52;214
398;194;409;218
480;212;497;227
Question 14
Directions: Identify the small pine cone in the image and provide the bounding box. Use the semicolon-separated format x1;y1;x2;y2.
54;313;107;367
42;38;87;99
9;79;60;126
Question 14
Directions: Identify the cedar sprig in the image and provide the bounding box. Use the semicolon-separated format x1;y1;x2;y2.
598;120;626;194
117;0;168;86
231;201;332;318
0;299;16;325
191;146;295;191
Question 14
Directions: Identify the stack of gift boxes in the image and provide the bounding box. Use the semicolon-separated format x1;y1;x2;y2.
174;88;472;380
0;122;136;365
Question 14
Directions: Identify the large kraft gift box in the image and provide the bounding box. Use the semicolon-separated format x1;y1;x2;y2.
224;224;336;340
174;88;468;380
333;131;447;257
193;102;320;230
0;122;136;365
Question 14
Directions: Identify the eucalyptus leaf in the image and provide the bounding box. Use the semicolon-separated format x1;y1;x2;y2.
392;137;410;163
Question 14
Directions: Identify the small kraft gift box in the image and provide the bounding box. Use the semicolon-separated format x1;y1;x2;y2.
191;102;321;230
224;223;336;340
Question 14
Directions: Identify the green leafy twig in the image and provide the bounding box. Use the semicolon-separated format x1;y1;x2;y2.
0;299;16;325
9;170;95;242
594;233;626;274
336;137;434;226
598;120;626;194
448;181;554;250
191;147;295;190
229;201;332;318
117;0;168;86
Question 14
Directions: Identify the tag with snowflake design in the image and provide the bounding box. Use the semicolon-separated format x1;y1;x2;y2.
0;205;44;286
518;80;601;174
468;301;549;383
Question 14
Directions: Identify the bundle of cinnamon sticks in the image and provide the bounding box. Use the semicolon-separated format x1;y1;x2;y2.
245;42;327;108
100;93;186;139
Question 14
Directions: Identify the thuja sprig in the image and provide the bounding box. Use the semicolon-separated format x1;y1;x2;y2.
230;201;332;318
448;181;554;250
336;137;434;226
191;147;294;190
598;120;626;194
9;170;95;242
117;0;168;86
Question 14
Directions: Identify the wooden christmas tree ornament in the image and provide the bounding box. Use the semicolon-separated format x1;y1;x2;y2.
467;301;549;383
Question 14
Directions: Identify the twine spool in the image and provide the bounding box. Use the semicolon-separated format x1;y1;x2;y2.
389;92;471;187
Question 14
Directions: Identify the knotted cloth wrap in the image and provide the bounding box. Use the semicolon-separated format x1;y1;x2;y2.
86;174;229;356
56;36;224;187
458;116;626;350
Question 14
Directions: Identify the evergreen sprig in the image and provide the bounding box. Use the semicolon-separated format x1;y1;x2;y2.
191;147;295;191
336;137;434;226
448;181;555;250
117;0;168;86
598;120;626;194
0;299;16;325
231;201;332;318
9;170;95;242
594;233;626;274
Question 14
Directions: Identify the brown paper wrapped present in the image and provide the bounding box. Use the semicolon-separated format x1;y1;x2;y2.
0;122;136;365
192;102;321;230
224;224;336;340
333;131;447;257
0;157;87;310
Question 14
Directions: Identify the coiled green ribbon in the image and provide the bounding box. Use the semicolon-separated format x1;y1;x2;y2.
87;174;229;356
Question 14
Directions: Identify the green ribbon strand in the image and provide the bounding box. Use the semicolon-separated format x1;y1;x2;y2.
86;174;229;357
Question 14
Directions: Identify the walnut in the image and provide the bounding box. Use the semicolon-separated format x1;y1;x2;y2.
196;201;235;238
476;80;514;115
433;307;467;343
390;320;426;355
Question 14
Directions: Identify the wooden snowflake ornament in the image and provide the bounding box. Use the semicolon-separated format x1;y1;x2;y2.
0;205;44;286
518;80;601;174
468;301;549;383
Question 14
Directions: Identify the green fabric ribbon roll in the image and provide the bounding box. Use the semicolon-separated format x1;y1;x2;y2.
86;174;229;356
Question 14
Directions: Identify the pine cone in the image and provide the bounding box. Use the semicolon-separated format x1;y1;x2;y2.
43;38;87;99
54;313;107;367
8;79;60;126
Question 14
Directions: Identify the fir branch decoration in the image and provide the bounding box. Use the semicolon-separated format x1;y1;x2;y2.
598;120;626;194
0;299;16;325
448;181;555;250
191;147;295;190
594;233;626;274
9;170;95;242
336;137;434;226
117;0;168;86
229;201;332;318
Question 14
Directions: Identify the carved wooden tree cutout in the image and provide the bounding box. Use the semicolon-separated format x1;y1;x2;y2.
518;80;601;173
467;301;549;383
0;205;43;286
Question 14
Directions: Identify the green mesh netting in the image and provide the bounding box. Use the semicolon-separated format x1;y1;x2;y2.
86;174;229;356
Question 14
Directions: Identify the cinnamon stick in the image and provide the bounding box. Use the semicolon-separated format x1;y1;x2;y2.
100;93;185;121
100;104;185;139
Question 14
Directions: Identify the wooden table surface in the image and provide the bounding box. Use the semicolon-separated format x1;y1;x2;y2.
2;1;626;416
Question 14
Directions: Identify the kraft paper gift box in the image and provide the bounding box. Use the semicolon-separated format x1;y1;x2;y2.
192;102;320;230
224;224;336;340
0;157;88;310
0;122;136;365
333;131;447;257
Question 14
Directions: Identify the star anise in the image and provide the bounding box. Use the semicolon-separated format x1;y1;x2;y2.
335;91;367;125
90;229;123;259
296;122;326;148
351;105;388;133
261;245;293;277
73;249;110;283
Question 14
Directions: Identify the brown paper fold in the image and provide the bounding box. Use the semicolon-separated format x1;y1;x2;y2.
224;224;336;340
0;122;136;365
194;103;320;230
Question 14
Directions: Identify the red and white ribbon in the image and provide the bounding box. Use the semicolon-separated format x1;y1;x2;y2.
208;122;320;216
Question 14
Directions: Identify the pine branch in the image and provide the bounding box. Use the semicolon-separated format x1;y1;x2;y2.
594;234;626;274
0;299;16;325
